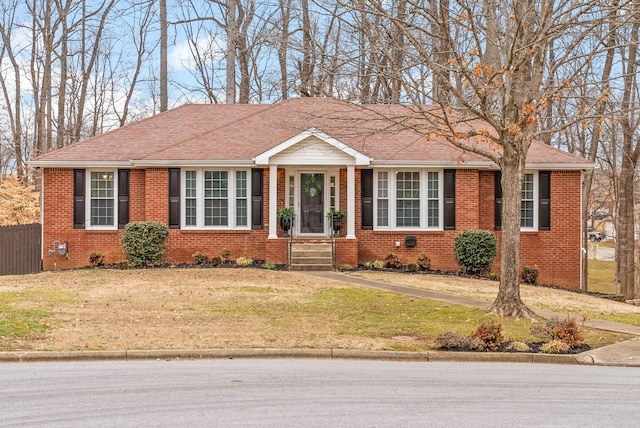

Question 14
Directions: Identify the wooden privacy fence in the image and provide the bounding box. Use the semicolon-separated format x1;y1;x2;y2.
0;223;42;276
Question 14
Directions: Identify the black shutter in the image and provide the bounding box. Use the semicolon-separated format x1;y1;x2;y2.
494;171;502;231
539;171;551;230
443;169;456;230
251;168;263;229
361;169;373;229
118;169;130;229
168;168;180;229
73;169;85;229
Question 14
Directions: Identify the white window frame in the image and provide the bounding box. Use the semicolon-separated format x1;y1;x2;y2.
85;169;118;230
181;168;251;229
373;169;443;231
521;171;538;231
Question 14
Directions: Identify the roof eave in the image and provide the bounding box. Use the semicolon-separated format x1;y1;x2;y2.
132;160;254;168
28;160;134;168
525;162;594;171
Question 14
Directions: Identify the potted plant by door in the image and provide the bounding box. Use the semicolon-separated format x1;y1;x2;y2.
326;208;346;233
277;207;296;236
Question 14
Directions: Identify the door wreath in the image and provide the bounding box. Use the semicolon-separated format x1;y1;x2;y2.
303;175;322;197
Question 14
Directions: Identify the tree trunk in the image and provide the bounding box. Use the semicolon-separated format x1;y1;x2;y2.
226;0;237;103
277;0;290;100
490;149;536;318
617;155;635;300
299;0;313;96
160;0;168;112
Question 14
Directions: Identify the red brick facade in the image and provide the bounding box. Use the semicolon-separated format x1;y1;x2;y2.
42;167;582;289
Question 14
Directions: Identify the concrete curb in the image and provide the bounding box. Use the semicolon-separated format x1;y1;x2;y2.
0;348;587;365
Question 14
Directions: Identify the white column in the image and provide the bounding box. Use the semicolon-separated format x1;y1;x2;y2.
347;165;356;239
268;164;278;239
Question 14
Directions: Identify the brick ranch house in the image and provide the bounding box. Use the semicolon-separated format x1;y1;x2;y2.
30;98;592;289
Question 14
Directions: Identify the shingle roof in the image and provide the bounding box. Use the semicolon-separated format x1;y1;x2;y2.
31;97;592;169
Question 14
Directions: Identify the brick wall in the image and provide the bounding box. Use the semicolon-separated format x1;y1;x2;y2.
41;167;582;289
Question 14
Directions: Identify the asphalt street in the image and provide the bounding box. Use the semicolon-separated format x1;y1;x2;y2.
2;359;639;427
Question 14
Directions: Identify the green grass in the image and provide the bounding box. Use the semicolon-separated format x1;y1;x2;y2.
207;287;629;351
0;270;631;352
0;290;75;340
587;259;617;294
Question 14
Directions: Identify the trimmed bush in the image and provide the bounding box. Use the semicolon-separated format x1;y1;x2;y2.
193;251;209;265
530;317;584;348
470;320;504;351
236;256;253;267
406;263;418;272
120;221;169;268
540;339;570;354
505;341;531;352
384;253;403;269
210;256;222;266
521;265;539;285
89;251;104;267
364;260;385;270
435;332;485;351
417;254;431;271
263;262;277;270
454;230;497;275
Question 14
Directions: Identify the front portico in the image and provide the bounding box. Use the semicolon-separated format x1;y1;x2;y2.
254;128;370;240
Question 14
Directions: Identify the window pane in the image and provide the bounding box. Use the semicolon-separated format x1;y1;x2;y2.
185;171;197;226
90;171;114;226
521;173;534;227
377;172;388;227
396;172;420;227
522;201;534;227
378;172;388;198
427;171;439;227
428;200;439;227
397;200;420;226
288;176;295;208
205;199;228;226
205;171;228;225
185;171;197;198
377;199;388;227
236;171;247;226
185;199;197;226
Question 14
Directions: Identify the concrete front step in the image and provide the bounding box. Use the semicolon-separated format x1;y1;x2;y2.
290;243;333;271
290;264;333;271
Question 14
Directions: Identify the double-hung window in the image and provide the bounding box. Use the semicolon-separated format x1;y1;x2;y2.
521;172;536;229
87;170;117;228
182;169;249;229
495;170;549;231
374;170;443;229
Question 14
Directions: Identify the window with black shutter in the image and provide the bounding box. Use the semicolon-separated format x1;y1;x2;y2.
444;169;456;230
539;171;551;230
251;168;263;229
494;171;502;230
118;169;130;229
168;168;180;228
73;169;86;229
361;169;373;229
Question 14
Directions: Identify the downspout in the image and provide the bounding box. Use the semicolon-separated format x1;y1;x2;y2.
39;168;44;272
580;169;585;291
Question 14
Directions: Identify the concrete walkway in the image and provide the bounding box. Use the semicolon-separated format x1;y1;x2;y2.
305;271;640;367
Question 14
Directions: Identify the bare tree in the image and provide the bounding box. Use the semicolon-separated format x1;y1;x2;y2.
342;0;611;317
0;0;25;180
616;0;640;300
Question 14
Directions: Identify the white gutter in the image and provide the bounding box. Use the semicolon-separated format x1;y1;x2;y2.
132;160;254;168
29;160;134;168
29;159;595;171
